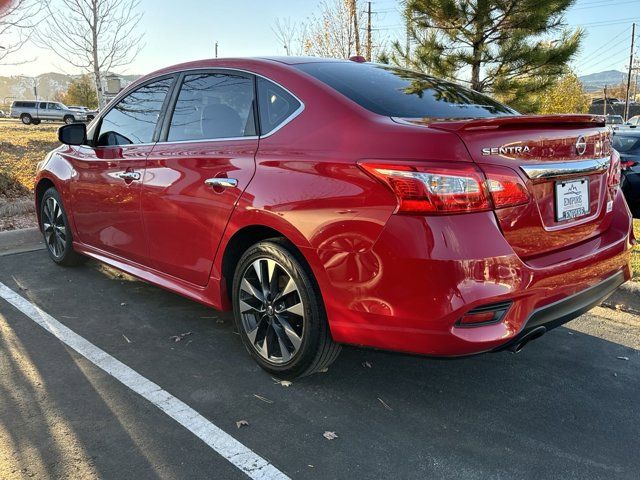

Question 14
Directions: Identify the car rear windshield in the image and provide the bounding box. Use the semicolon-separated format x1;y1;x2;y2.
613;134;640;153
295;62;516;119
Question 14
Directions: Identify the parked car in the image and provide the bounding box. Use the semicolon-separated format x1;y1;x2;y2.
68;105;98;121
613;129;640;216
35;58;632;378
606;114;624;127
10;100;87;125
624;115;640;127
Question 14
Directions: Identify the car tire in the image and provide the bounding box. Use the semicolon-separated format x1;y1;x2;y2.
21;113;32;125
40;187;86;266
63;115;75;125
232;239;341;379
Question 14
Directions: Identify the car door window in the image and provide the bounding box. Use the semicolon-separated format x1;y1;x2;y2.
97;77;174;146
39;102;47;109
167;73;256;142
256;77;301;135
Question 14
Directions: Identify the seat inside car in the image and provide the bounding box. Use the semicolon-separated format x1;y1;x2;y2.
200;103;244;138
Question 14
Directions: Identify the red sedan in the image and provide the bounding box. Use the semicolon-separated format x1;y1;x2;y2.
35;57;634;378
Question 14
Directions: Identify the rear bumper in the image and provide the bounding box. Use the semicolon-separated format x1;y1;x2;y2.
313;191;633;356
493;270;625;352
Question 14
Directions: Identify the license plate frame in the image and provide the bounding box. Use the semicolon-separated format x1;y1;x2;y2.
554;178;590;222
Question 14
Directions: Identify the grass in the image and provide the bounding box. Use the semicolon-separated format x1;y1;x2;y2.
0;118;60;198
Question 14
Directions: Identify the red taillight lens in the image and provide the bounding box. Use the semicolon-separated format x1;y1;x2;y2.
481;165;530;208
358;161;491;214
608;150;621;188
621;160;636;171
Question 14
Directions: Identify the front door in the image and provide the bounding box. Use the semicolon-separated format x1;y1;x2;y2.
142;71;259;286
69;76;175;265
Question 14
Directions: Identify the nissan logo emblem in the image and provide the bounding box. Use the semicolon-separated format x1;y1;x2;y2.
575;135;587;155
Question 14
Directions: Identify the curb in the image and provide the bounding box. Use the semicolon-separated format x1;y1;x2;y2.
602;281;640;314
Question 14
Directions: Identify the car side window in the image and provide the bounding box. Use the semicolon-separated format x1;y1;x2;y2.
96;77;174;147
40;102;47;109
167;73;256;142
256;77;301;135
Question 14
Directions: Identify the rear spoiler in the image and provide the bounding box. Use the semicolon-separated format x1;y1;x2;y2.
397;115;607;132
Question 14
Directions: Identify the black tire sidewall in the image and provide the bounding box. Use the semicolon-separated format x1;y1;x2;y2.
40;188;75;264
64;115;74;124
232;241;324;378
21;114;32;125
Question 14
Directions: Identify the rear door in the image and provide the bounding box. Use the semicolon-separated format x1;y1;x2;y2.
68;76;175;264
141;70;259;286
431;116;614;259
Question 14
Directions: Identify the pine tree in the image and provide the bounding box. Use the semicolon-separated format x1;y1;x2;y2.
388;0;582;112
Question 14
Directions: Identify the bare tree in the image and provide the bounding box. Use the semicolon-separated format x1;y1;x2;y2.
271;17;298;56
36;0;144;107
291;0;376;59
0;0;41;65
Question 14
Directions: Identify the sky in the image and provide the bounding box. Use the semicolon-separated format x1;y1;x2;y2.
1;0;639;78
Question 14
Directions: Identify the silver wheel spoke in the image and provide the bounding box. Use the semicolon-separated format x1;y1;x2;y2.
284;301;304;317
275;314;302;350
241;278;264;303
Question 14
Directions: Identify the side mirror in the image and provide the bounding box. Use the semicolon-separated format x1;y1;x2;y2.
58;123;87;145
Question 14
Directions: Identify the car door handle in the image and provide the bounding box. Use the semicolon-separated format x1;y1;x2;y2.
205;177;238;189
117;171;141;181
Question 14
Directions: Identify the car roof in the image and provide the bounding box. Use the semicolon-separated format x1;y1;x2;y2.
136;56;353;84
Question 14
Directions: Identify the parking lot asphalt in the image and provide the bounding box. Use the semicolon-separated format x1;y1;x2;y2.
0;238;639;479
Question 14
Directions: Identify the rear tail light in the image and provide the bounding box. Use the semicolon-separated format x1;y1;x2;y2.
358;161;530;215
608;150;621;188
482;165;530;208
621;159;636;171
358;161;490;214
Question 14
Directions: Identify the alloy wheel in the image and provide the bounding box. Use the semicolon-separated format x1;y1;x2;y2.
42;196;67;258
238;258;305;364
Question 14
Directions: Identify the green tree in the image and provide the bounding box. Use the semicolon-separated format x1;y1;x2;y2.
61;74;98;109
538;72;590;114
388;0;582;112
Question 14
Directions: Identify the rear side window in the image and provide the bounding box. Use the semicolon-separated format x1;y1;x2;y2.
296;62;515;119
167;73;256;142
15;101;35;108
257;77;301;135
97;77;173;146
613;135;640;153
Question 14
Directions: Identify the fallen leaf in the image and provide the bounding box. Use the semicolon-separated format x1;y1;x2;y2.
617;356;630;361
362;361;372;368
169;331;193;342
253;394;274;404
272;377;292;387
318;367;329;373
216;319;224;324
120;302;127;307
323;431;338;440
378;397;393;411
236;420;249;429
122;334;131;343
11;276;28;291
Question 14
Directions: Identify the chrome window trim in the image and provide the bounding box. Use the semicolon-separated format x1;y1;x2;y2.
157;136;259;145
520;157;610;180
150;66;305;142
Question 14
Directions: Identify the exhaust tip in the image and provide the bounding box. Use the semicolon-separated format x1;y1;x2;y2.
508;326;547;353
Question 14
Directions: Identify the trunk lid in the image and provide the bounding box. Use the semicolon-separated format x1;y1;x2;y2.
424;115;614;259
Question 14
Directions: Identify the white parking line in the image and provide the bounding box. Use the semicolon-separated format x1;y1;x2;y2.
0;281;290;480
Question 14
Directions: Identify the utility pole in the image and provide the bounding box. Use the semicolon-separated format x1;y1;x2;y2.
215;41;219;59
624;22;635;120
604;85;608;116
366;1;372;61
349;0;361;56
